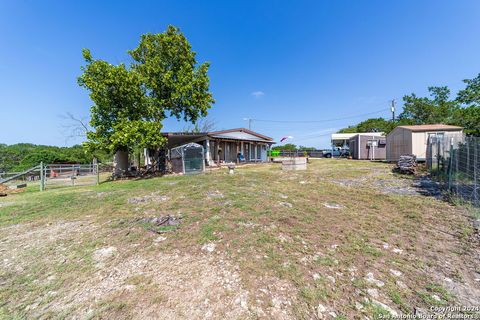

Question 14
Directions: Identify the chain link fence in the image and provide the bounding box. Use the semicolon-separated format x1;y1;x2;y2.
427;135;480;206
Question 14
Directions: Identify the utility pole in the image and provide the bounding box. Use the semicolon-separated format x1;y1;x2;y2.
391;99;396;121
243;118;252;130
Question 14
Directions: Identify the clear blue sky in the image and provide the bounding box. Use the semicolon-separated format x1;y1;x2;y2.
1;0;480;148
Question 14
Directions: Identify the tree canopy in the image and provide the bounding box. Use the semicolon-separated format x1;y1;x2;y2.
338;73;480;136
78;25;214;155
0;144;102;172
456;74;480;135
399;86;458;125
338;118;396;134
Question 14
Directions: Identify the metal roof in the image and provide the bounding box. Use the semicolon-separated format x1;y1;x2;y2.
208;131;273;142
208;128;273;141
161;128;274;148
332;132;385;141
397;124;463;132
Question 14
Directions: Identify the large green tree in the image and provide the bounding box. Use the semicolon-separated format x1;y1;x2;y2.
78;25;214;174
78;50;162;154
456;74;480;135
129;26;214;124
399;86;459;125
338;117;396;134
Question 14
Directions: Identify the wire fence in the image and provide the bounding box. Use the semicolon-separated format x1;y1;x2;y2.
0;162;101;191
427;135;480;206
43;163;99;189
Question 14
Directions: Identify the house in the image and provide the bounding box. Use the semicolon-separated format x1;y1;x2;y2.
386;124;463;162
348;133;386;160
145;128;275;168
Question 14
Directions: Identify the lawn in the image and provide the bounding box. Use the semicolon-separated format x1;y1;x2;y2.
0;159;479;319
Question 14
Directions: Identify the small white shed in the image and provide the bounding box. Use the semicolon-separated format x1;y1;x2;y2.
386;124;463;161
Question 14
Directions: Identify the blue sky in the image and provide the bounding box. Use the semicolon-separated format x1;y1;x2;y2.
1;0;480;148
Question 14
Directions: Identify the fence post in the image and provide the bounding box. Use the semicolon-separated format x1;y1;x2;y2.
474;139;478;205
448;142;453;191
455;143;459;195
96;163;100;185
40;162;45;191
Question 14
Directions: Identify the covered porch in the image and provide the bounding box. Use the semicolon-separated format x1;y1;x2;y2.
205;138;269;165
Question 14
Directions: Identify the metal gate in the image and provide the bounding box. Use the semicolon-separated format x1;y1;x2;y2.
42;163;99;189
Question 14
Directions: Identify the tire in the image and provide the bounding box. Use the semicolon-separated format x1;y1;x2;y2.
324;153;332;158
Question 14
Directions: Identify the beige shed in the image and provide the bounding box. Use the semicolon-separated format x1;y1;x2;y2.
386;124;463;162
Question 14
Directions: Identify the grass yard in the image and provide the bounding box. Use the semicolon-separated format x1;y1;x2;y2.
0;159;479;319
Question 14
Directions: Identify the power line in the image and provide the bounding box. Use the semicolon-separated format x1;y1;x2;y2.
248;107;390;124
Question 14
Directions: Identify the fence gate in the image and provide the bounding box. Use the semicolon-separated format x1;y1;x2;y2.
42;163;99;189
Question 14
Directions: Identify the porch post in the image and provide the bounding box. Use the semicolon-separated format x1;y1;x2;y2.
204;139;212;166
215;140;220;165
236;142;240;164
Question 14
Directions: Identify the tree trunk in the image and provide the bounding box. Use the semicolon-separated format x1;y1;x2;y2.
114;149;129;177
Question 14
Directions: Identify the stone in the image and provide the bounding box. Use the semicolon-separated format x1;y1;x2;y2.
128;194;169;204
323;202;344;209
201;243;216;253
365;272;385;287
389;269;402;277
367;288;379;299
279;202;293;208
317;304;327;318
396;280;407;289
92;246;116;263
154;236;167;242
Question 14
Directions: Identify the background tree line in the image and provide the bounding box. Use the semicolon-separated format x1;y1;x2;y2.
339;74;480;135
271;144;316;151
0;144;108;173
